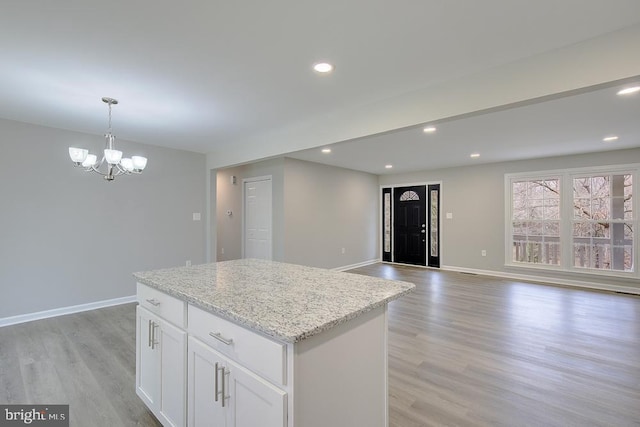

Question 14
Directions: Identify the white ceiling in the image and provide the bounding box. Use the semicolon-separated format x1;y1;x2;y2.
1;1;640;171
288;82;640;174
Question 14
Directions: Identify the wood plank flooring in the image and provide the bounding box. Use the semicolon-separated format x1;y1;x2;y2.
349;264;640;427
0;303;161;427
1;264;639;426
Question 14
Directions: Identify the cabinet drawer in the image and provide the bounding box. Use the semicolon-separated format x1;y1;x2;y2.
188;304;286;386
137;283;187;328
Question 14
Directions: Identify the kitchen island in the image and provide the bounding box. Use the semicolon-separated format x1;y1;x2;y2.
134;259;415;427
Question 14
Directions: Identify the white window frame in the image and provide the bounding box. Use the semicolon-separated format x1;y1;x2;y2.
505;164;639;279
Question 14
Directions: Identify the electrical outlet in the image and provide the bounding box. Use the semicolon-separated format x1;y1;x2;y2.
186;260;192;267
341;247;346;254
221;247;225;255
481;250;487;257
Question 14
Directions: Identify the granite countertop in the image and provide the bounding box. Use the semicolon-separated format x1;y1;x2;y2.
133;259;415;343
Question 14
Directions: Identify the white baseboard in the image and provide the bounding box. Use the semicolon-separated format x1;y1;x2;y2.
0;295;137;328
441;265;640;295
333;258;380;272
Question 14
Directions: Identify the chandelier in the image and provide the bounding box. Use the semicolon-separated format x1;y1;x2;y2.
68;97;147;181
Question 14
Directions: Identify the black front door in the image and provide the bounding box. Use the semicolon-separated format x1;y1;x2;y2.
393;185;426;266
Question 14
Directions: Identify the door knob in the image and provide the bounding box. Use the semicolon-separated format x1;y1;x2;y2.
421;230;426;233
422;224;426;228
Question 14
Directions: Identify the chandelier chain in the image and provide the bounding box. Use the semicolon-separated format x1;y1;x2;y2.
108;101;112;133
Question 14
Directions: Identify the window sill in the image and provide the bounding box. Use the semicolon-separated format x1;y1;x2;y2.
505;262;636;280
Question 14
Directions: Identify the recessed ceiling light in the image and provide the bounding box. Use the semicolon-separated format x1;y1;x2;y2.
603;136;619;142
423;126;437;133
470;153;480;158
385;164;393;169
321;148;331;153
617;86;640;96
313;62;334;73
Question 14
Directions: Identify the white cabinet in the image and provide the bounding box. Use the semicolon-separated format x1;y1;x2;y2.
188;336;287;427
136;282;390;427
136;305;187;427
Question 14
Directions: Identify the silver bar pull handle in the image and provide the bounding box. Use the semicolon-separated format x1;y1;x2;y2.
221;367;227;408
148;319;152;348
146;298;161;306
214;362;219;402
149;321;159;350
209;332;233;346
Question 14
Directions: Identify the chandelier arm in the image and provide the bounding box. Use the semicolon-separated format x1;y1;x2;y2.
115;164;131;175
112;164;126;175
87;155;106;174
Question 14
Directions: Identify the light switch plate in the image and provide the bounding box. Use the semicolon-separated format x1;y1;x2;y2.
193;212;201;221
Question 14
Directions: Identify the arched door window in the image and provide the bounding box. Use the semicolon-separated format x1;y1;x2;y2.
399;190;420;201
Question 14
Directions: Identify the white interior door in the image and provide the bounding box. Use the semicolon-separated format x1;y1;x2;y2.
244;177;272;260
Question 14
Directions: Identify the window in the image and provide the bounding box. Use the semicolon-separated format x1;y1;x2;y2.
572;174;633;271
511;178;560;265
399;190;419;201
506;166;636;276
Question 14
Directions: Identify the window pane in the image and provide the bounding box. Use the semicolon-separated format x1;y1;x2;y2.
384;193;391;252
624;246;633;271
592;242;611;269
543;221;560;236
572;173;634;272
593;223;610;238
573;243;590;268
512;221;526;235
399;191;419;201
591;176;610;198
591;198;610;220
529;203;544;220
511;178;560;265
542;180;560;198
573;222;592;237
573;177;591;198
545;242;561;264
528;221;542;235
544;198;560;219
574;198;591;219
624;197;633;220
513;199;527;220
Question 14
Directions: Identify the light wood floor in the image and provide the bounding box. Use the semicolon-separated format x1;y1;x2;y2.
349;264;640;427
0;303;161;426
1;264;639;426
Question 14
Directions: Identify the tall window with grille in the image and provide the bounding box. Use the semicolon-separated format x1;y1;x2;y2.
511;178;561;265
572;173;633;272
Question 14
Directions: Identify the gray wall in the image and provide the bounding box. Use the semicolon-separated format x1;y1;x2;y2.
216;158;286;261
216;165;245;261
214;157;378;269
380;148;640;291
283;158;379;269
0;118;206;319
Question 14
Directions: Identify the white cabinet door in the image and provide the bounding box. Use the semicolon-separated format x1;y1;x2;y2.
158;319;187;427
228;356;287;427
137;306;160;409
188;336;286;427
137;306;186;427
188;336;227;427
